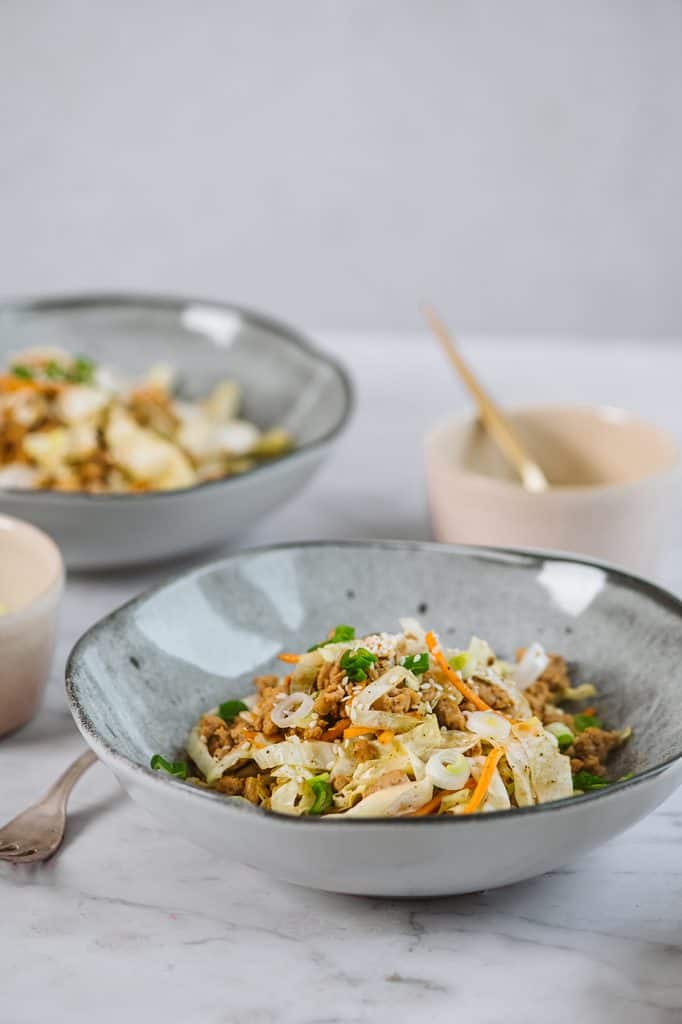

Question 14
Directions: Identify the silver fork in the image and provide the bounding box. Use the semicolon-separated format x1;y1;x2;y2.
0;749;97;863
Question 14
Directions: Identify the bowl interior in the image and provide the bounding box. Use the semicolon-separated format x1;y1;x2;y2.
433;405;679;488
67;542;682;789
0;515;62;612
0;295;350;449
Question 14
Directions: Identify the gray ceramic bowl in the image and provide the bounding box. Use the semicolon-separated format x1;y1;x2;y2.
0;295;352;568
66;541;682;897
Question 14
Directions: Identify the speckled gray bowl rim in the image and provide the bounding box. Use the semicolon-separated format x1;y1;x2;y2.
0;292;354;502
65;540;682;828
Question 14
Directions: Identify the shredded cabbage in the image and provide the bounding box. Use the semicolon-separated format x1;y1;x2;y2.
342;778;433;817
349;665;420;732
186;724;251;784
254;738;337;771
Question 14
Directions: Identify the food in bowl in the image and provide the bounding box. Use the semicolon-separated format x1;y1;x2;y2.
151;619;631;817
0;347;292;493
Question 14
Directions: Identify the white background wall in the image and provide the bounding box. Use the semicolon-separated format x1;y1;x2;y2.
1;1;680;336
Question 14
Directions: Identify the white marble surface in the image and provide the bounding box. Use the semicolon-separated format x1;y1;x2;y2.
2;334;682;1023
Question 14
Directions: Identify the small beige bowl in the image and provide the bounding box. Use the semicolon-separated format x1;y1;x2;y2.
0;515;64;737
425;404;680;575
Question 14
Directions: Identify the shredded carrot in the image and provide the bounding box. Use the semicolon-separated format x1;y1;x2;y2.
461;747;504;815
0;374;36;393
408;792;444;817
343;725;375;739
425;631;491;712
377;730;395;744
321;718;351;741
0;374;62;394
243;730;267;749
278;652;300;664
581;706;597;716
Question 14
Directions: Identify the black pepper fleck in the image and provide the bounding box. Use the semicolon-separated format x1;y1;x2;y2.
129;655;141;669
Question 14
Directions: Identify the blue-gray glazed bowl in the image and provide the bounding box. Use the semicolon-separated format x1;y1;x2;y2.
0;295;352;568
65;541;682;896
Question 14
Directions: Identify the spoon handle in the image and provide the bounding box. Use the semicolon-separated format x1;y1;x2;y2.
423;305;550;493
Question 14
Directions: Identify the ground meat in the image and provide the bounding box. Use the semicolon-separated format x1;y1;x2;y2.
301;722;325;740
312;660;348;719
419;678;442;705
365;770;410;796
568;727;624;776
199;713;234;757
249;679;288;739
332;772;351;792
213;775;246;796
254;674;280;695
313;688;344;718
212;772;271;805
351;737;378;762
435;694;467;731
474;679;514;714
243;774;271;805
374;687;416;714
522;653;571;720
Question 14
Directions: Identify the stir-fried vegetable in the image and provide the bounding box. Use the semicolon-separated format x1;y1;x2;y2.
340;647;378;682
402;652;430;675
0;348;293;493
218;700;248;723
306;774;334;814
172;620;631;818
308;625;356;651
150;754;188;778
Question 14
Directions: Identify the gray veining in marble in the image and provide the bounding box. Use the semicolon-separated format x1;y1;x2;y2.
2;334;682;1022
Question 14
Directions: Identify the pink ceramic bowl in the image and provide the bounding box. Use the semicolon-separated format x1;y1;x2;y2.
425;404;680;575
0;515;64;736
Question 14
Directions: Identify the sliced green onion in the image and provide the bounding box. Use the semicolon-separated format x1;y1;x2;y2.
306;773;334;814
150;754;187;778
340;647;377;682
308;624;355;651
68;355;96;384
11;364;34;380
546;721;574;752
448;653;468;672
218;699;248;722
572;770;610;791
402;652;430;675
573;712;603;733
45;360;67;380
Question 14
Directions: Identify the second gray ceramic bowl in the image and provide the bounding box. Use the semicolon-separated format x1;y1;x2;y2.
0;295;352;568
66;541;682;897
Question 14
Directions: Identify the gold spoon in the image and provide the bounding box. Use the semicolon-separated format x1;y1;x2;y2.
423;305;550;493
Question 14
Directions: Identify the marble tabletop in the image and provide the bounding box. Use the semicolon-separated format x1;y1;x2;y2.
2;333;682;1024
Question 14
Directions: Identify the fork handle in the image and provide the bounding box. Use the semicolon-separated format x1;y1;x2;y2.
43;749;98;812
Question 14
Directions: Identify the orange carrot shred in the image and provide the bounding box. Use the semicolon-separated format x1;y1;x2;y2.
424;631;491;712
278;652;300;664
377;730;395;744
461;747;504;815
321;718;351;741
408;792;444;817
343;725;374;739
